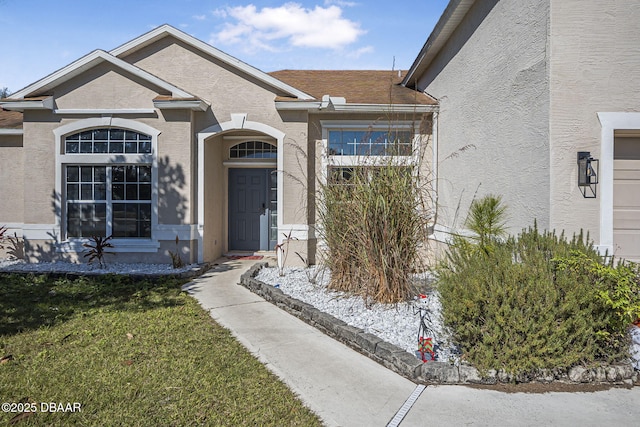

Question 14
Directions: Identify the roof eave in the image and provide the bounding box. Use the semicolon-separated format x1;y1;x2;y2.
274;101;322;111
329;103;439;113
10;50;194;100
403;0;476;88
274;101;438;113
153;99;209;111
0;129;23;135
0;96;54;112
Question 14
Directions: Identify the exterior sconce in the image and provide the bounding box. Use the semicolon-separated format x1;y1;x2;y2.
577;151;598;198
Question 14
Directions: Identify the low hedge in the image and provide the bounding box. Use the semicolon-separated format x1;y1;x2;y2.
437;223;640;378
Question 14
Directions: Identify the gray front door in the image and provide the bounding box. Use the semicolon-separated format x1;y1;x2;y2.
228;168;275;251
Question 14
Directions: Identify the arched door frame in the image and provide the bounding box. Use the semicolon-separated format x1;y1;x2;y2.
196;114;284;262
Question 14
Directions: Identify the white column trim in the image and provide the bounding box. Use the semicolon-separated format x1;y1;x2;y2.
596;112;640;255
279;224;311;240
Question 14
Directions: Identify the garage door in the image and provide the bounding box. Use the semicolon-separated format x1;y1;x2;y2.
613;137;640;262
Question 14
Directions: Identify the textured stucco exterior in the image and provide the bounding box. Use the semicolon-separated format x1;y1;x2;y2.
548;0;640;248
414;0;551;236
0;135;24;226
408;0;640;260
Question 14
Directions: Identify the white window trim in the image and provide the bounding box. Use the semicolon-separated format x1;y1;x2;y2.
53;118;161;252
597;112;640;256
316;120;428;248
320;120;422;185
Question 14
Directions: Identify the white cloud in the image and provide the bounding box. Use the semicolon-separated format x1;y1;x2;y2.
211;9;227;19
193;14;207;21
210;3;365;53
346;45;373;59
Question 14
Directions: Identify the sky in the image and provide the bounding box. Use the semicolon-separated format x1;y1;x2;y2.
0;0;449;94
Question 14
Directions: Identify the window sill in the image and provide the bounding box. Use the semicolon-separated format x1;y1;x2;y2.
57;239;161;253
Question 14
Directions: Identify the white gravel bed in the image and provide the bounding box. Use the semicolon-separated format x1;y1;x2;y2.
256;266;460;363
0;258;198;275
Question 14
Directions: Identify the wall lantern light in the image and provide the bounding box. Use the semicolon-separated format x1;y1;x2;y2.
577;151;598;198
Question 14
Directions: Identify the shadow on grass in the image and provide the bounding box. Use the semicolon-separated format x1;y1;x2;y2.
0;273;188;337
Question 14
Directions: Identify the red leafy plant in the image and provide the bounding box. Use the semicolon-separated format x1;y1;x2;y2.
83;236;115;268
0;225;7;249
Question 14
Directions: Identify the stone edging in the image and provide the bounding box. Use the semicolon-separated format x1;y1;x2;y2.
240;262;638;386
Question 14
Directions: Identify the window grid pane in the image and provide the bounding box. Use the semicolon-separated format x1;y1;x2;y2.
328;130;413;156
66;164;151;239
229;141;277;159
64;128;152;154
67;202;107;237
110;165;152;238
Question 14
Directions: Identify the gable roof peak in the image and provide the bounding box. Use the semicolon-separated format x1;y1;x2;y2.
10;48;194;100
110;24;315;100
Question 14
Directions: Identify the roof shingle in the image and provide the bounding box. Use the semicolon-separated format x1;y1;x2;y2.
268;70;437;105
0;107;23;129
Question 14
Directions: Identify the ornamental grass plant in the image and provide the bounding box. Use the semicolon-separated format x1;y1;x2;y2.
437;196;640;378
317;135;432;304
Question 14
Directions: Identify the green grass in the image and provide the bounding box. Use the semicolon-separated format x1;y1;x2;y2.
0;274;322;426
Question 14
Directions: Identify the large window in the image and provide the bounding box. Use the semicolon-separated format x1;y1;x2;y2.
328;129;413;156
322;122;418;189
66;165;152;238
63;128;153;240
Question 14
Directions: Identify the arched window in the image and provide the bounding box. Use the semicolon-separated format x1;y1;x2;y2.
62;128;153;238
64;128;152;154
229;141;277;159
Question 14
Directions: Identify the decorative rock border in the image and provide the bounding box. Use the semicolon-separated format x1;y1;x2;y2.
240;262;638;386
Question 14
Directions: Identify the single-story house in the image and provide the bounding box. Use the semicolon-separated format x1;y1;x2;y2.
2;0;639;264
0;24;436;264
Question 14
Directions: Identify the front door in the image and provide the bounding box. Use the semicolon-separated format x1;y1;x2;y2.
228;168;276;251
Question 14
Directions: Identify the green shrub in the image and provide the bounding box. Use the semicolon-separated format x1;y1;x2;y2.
553;251;640;343
437;198;638;377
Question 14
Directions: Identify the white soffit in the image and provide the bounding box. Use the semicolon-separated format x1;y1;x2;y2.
275;101;438;113
10;50;193;100
110;24;315;101
153;99;209;111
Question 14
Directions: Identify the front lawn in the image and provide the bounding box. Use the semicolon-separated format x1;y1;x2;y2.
0;274;321;426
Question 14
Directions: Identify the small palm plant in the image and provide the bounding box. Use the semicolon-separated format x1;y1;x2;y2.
464;195;507;252
83;235;115;268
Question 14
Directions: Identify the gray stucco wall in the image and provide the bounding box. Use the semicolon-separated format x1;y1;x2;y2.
549;0;640;242
417;0;551;236
0;135;24;226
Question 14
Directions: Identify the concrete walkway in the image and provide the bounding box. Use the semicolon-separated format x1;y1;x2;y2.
183;258;640;427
